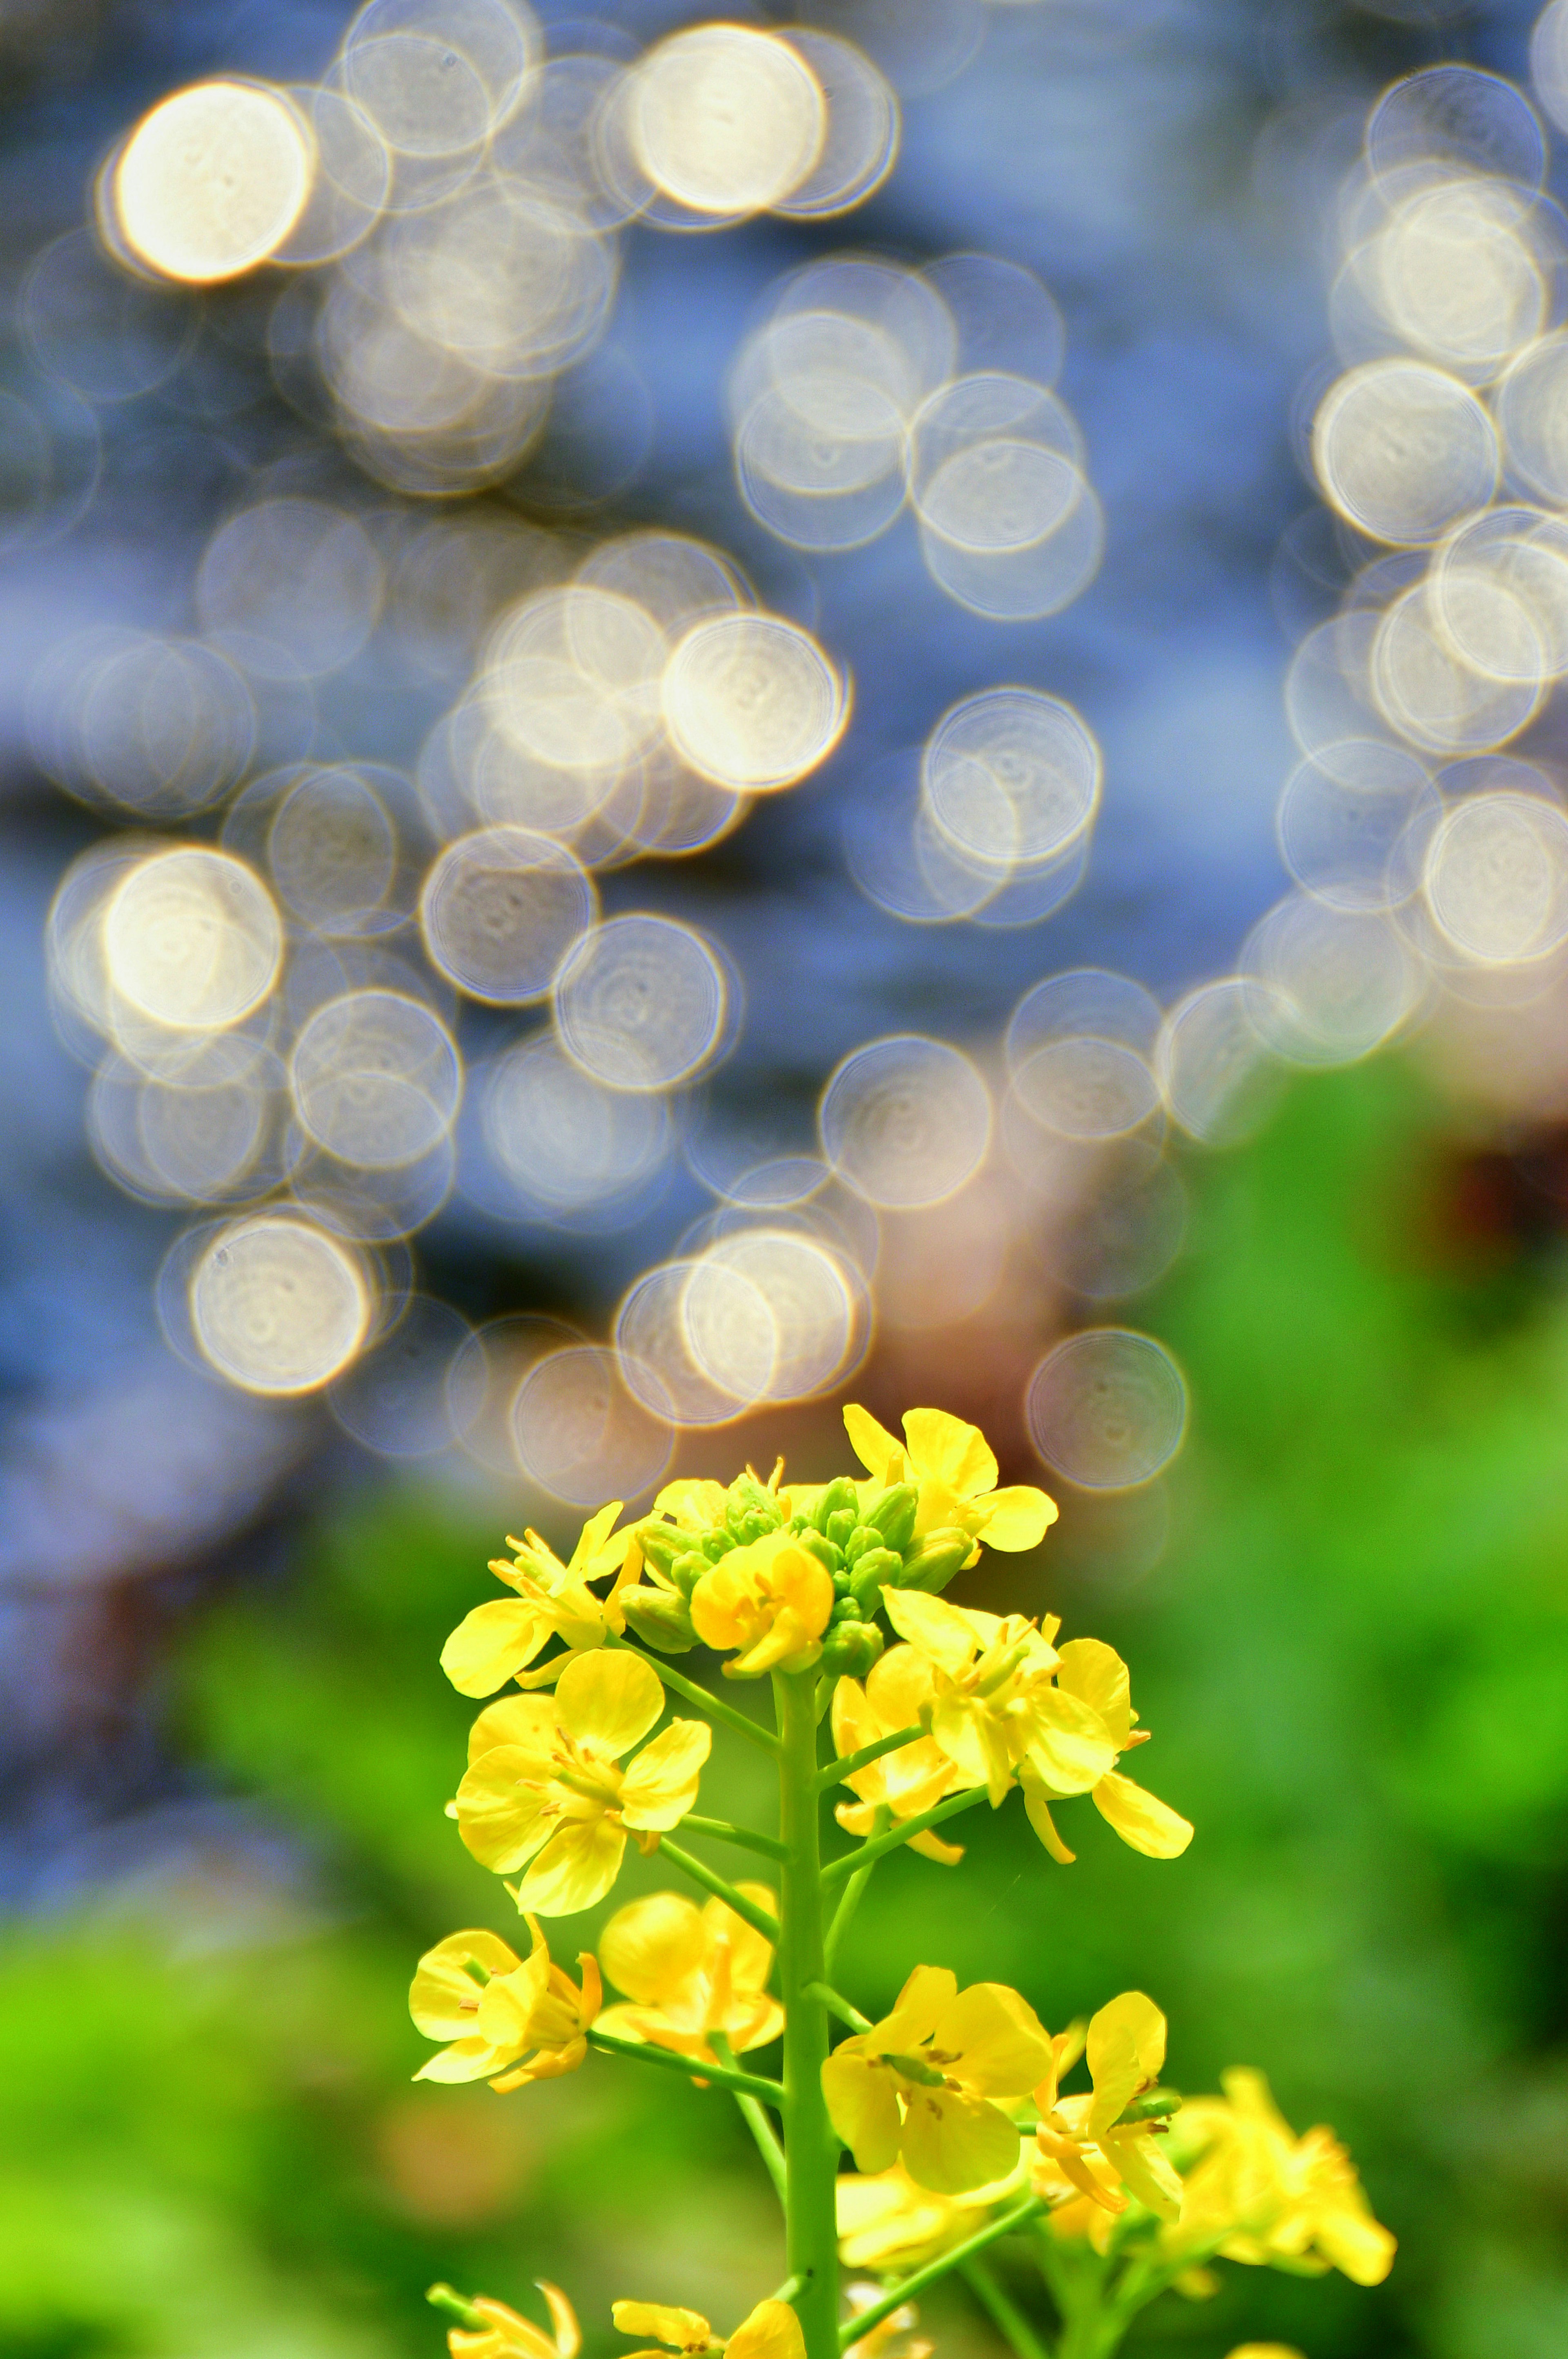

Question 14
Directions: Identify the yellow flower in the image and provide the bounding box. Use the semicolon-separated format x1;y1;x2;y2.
831;1646;978;1865
1225;2349;1306;2358
440;1506;641;1698
597;1886;783;2065
837;2155;1026;2272
843;1404;1057;1564
612;2299;804;2359
689;1528;836;1677
881;1593;1193;1864
455;1651;710;1913
1031;1992;1183;2224
410;1920;600;2092
822;1963;1057;2194
1163;2069;1395;2287
441;2284;579;2359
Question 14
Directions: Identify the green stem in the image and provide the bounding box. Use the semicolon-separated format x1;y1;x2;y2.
777;1667;839;2359
586;2027;784;2103
822;1805;888;1976
658;1838;782;1940
804;1980;872;2033
836;2198;1044;2349
814;1725;925;1791
427;2286;486;2329
715;2030;788;2211
612;1639;783;1754
682;1812;791;1862
821;1785;992;1885
958;2257;1052;2359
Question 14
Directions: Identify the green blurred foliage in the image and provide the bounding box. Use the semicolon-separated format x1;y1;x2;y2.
2;1061;1566;2359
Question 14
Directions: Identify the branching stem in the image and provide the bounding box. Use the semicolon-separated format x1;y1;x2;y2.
587;2026;784;2104
682;1812;791;1862
659;1838;782;1940
835;2198;1045;2349
820;1785;992;1885
813;1725;925;1791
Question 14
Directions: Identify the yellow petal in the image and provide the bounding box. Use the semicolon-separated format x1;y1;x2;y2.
514;1816;628;1914
900;2086;1021;2194
1018;1769;1076;1864
555;1648;665;1758
455;1748;557;1873
619;1718;711;1828
1025;1689;1119;1796
877;1962;958;2051
864;1644;936;1729
652;1477;727;1527
1054;1639;1132;1747
600;1891;707;2004
612;2303;713;2351
902;1408;998;1498
726;2301;805;2359
1102;2124;1183;2220
881;1588;982;1680
569;1502;626;1575
831;1675;876;1760
906;1828;966;1865
477;1942;553;2052
1314;2202;1396;2287
467;2298;559;2359
441;1599;548;1697
413;2035;508;2084
974;1485;1058;1550
537;2282;581;2359
1086;1991;1167;2137
844;1402;902;1480
1092;1771;1193;1859
468;1693;561;1764
822;2047;903;2172
409;1927;524;2037
705;1883;778;1991
933;1982;1056;2096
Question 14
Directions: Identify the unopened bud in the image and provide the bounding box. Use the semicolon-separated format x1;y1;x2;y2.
619;1588;697;1653
671;1551;710;1596
849;1546;901;1608
865;1482;918;1552
812;1476;859;1533
896;1528;972;1593
820;1620;885;1677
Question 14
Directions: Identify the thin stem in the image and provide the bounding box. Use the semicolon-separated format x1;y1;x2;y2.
777;1666;839;2359
959;2257;1053;2359
427;2287;486;2329
814;1725;925;1792
682;1812;791;1862
715;2030;788;2211
804;1980;872;2033
820;1785;992;1885
659;1838;782;1940
612;1638;783;1754
772;2278;806;2306
836;2198;1044;2349
822;1805;889;1977
587;2026;784;2104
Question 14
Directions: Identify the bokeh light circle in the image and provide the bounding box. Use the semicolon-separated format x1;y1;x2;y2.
1026;1328;1187;1490
819;1034;991;1207
112;80;314;284
190;1212;372;1395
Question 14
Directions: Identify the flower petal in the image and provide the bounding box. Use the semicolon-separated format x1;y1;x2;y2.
409;1927;524;2037
612;2303;713;2351
1092;1771;1194;1859
1018;1770;1076;1864
974;1485;1058;1550
877;1962;958;2051
706;1883;777;1992
844;1403;903;1481
727;2301;805;2359
619;1718;711;1828
1054;1639;1132;1748
514;1816;628;1914
569;1503;627;1576
455;1747;557;1872
414;2035;509;2084
864;1644;936;1729
822;2047;902;2172
538;2281;582;2359
468;1693;561;1764
652;1477;727;1527
600;1891;707;2005
882;1588;983;1681
900;2087;1021;2194
902;1408;998;1499
1086;1991;1167;2137
934;1982;1056;2096
555;1648;664;1758
1102;2125;1183;2221
1025;1689;1119;1796
441;1599;548;1697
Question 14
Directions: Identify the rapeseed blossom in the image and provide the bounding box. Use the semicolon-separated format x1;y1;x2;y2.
836;2156;1026;2272
440;1506;639;1697
689;1529;836;1676
1031;1991;1183;2221
437;2284;580;2359
410;1920;600;2091
831;1646;978;1863
597;1886;783;2064
1163;2069;1395;2285
822;1963;1056;2193
843;1404;1057;1563
612;2299;804;2359
455;1651;709;1912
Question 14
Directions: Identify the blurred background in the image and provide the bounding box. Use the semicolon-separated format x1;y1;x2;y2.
4;1;1568;2356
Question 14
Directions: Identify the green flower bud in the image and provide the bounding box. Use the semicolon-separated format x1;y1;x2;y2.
849;1546;901;1608
794;1528;839;1575
638;1524;692;1577
702;1531;732;1562
820;1620;885;1678
842;1524;875;1565
812;1476;860;1533
619;1588;698;1652
671;1551;710;1597
825;1507;858;1550
866;1483;919;1553
895;1528;973;1593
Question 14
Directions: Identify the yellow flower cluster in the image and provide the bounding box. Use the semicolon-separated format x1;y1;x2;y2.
612;2299;802;2359
410;1920;599;2092
597;1887;782;2067
1161;2069;1396;2286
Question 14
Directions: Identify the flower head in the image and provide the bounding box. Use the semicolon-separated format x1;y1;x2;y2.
832;1647;978;1864
455;1651;710;1913
612;2300;803;2359
1163;2069;1395;2287
440;1506;641;1698
837;2155;1026;2273
1031;1991;1183;2224
844;1405;1057;1564
690;1528;835;1677
822;1963;1056;2194
597;1885;782;2065
410;1919;601;2091
438;2284;579;2359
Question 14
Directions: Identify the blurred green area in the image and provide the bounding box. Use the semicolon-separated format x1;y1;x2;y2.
4;1060;1568;2359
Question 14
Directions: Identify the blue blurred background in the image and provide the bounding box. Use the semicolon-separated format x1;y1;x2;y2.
3;2;1567;2357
